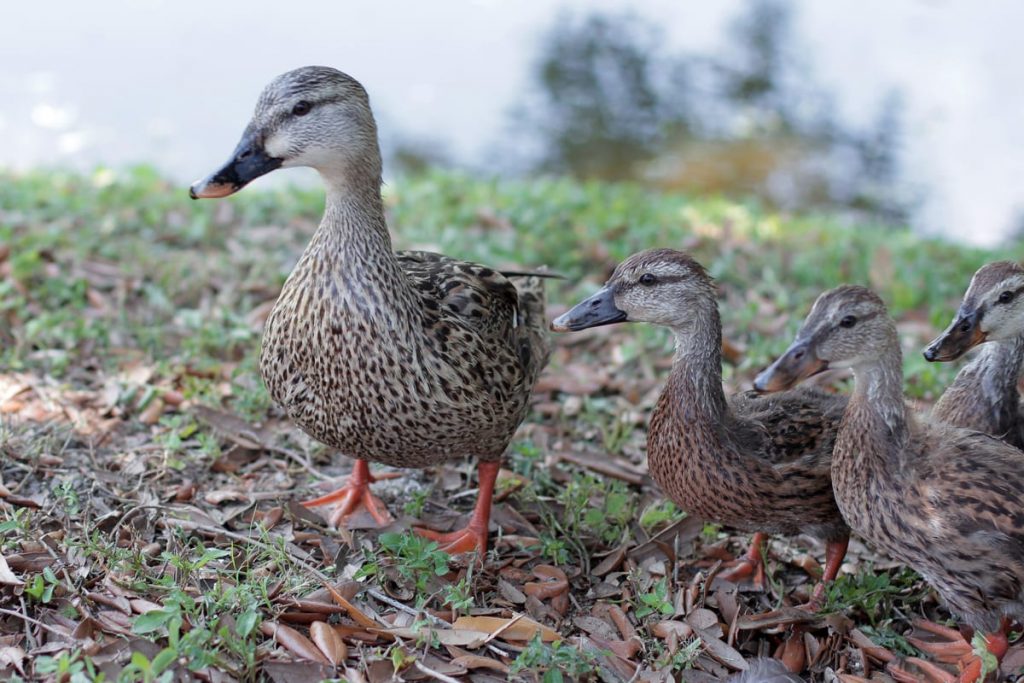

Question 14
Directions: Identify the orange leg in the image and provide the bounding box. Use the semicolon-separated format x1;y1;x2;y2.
717;532;768;589
301;460;395;527
908;620;974;664
415;460;499;555
804;535;850;610
907;618;1010;683
888;657;957;683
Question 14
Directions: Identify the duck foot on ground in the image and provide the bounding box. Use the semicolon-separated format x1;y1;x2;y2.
301;459;397;527
795;535;850;611
414;460;499;556
716;532;769;590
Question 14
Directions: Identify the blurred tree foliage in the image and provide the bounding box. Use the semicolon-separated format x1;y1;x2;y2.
517;0;915;226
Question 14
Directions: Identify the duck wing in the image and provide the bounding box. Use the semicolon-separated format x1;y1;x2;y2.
396;250;550;380
729;388;847;468
397;250;520;333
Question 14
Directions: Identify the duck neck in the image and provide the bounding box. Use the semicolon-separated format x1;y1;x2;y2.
665;302;729;431
319;170;392;252
848;335;909;447
976;336;1024;404
301;169;415;320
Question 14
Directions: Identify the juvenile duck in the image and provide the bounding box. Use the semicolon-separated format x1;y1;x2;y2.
924;261;1024;449
755;285;1024;682
189;66;550;554
552;249;849;604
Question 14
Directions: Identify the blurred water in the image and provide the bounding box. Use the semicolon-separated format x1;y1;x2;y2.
2;0;1022;245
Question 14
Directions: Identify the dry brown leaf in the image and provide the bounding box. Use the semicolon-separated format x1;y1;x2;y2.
0;554;24;586
138;398;165;425
692;624;747;671
685;609;719;631
451;615;559;642
310;621;347;665
260;621;331;665
523;565;568;600
263;660;334;683
449;654;510;673
652;620;693;640
191;404;268;450
0;646;25;675
496;579;526;604
86;591;130;614
323;584;385;632
125;596;158;614
204;489;248;505
592;544;628;576
378;626;490;647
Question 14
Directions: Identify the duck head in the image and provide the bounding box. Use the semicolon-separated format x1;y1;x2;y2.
754;285;894;392
923;261;1024;362
551;248;716;332
190;66;380;199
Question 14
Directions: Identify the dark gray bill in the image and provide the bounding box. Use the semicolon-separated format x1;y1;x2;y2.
550;286;626;332
189;131;282;199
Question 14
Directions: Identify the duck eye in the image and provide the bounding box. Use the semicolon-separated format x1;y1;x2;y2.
998;290;1015;304
292;100;312;116
839;315;857;328
639;273;657;286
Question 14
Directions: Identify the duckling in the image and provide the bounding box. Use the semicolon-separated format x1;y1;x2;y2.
552;249;849;604
755;285;1024;682
924;261;1024;449
189;66;550;554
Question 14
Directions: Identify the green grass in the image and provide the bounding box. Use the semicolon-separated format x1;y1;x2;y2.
1;165;1009;399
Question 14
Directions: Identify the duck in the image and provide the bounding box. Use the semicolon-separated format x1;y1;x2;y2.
754;285;1024;682
188;66;551;554
551;249;850;605
923;261;1024;449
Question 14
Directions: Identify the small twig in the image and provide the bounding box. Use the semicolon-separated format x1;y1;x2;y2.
185;522;333;584
0;606;74;639
366;588;443;623
413;660;462;683
18;597;35;651
553;450;645;486
268;445;326;479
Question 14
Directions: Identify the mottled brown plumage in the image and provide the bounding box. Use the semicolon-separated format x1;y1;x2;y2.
190;67;549;551
756;285;1024;679
553;249;849;597
926;261;1024;449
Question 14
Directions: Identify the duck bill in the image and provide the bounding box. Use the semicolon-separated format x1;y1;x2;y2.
753;341;828;393
189;131;282;199
922;309;986;362
550;286;626;332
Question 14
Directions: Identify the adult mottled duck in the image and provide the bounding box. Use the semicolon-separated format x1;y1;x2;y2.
756;285;1024;682
924;261;1024;449
189;66;550;554
552;249;849;605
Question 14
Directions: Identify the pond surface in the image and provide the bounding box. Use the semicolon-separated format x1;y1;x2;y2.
2;0;1022;245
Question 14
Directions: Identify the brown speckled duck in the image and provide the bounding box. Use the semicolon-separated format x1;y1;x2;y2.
756;285;1024;682
924;261;1024;449
189;66;550;554
552;249;849;604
